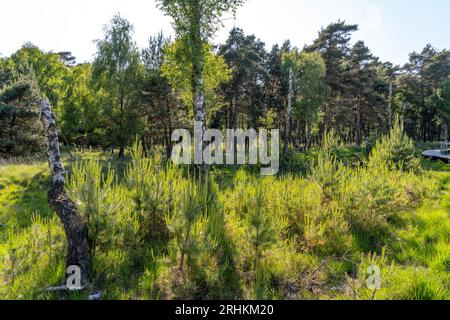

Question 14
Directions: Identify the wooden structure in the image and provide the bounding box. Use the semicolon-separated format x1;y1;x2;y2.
422;149;450;163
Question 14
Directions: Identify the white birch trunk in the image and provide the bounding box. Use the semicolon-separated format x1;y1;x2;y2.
388;82;393;129
285;67;294;154
40;99;90;288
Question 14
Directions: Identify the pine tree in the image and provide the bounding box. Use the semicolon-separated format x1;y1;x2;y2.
0;74;43;156
306;21;358;133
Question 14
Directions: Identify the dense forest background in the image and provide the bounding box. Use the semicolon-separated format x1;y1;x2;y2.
1;17;449;158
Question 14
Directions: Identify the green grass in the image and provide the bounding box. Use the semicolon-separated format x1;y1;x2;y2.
0;163;52;230
0;145;449;300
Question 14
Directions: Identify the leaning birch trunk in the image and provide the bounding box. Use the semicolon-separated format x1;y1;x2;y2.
284;67;293;154
40;99;90;287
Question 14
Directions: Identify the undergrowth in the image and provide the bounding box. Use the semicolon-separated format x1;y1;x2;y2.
0;122;449;300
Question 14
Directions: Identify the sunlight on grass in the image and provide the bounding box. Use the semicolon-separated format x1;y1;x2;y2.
0;140;449;300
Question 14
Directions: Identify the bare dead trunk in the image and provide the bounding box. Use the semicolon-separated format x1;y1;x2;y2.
40;99;90;287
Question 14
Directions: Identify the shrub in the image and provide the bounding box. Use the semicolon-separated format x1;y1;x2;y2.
68;159;141;257
369;117;420;172
280;147;311;175
310;130;346;202
125;143;178;242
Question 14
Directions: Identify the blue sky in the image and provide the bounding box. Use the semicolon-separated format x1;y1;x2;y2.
0;0;449;65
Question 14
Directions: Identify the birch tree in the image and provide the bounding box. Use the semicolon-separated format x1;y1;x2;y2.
295;51;327;149
282;50;326;151
157;0;245;177
40;99;90;288
92;15;143;158
282;50;298;154
285;67;294;154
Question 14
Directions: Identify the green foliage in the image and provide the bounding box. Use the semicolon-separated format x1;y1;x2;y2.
281;48;327;147
157;0;245;40
10;43;68;108
397;45;450;141
369;117;420;172
218;27;269;128
245;181;286;298
310;131;344;200
158;0;246;161
60;63;99;145
0;73;43;156
0;214;66;300
126;145;174;241
171;176;209;272
92;14;144;156
161;39;231;112
69;160;122;257
294;51;327;122
280;147;311;174
434;79;450;125
1;145;449;300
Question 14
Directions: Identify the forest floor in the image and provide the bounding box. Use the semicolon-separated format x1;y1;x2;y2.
0;145;449;300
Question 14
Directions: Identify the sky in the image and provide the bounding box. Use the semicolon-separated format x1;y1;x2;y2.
0;0;449;66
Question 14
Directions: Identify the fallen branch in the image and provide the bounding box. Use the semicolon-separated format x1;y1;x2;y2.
44;286;102;300
44;285;87;292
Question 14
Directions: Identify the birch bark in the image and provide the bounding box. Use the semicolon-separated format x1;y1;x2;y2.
284;67;294;154
40;99;90;287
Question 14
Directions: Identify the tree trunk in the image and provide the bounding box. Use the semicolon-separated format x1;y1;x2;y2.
40;99;90;288
388;82;393;130
118;146;125;159
306;122;312;150
191;1;208;179
356;101;362;146
118;95;126;159
294;118;301;150
284;67;293;154
141;136;148;158
166;96;173;159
